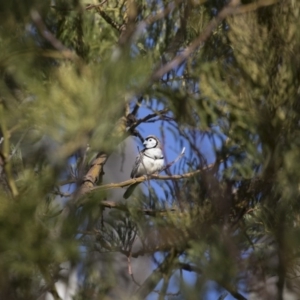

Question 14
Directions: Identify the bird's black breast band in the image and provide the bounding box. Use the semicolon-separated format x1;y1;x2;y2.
143;153;164;160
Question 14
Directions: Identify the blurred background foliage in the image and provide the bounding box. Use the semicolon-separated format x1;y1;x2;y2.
0;0;300;299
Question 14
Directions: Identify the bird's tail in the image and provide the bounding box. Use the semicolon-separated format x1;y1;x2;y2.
123;182;139;199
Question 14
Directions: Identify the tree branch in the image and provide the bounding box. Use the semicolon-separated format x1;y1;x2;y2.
128;108;170;131
74;152;108;199
73;113;135;199
131;95;144;116
94;6;124;32
92;162;215;192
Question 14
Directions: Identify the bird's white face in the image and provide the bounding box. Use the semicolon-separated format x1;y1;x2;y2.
143;137;158;149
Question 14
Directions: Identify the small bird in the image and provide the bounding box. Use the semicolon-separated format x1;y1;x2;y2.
123;135;164;199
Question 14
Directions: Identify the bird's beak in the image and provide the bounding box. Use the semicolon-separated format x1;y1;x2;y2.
143;140;146;146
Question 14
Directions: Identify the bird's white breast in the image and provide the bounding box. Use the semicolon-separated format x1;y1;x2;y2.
136;148;164;176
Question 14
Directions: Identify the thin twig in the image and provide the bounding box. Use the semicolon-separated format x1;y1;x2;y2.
134;1;183;39
130;129;144;144
94;6;124;32
127;231;142;287
85;0;108;11
179;263;247;300
131;96;144;116
160;147;185;172
128;109;170;131
133;252;176;299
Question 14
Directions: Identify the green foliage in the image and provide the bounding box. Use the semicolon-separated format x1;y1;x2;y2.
0;0;300;299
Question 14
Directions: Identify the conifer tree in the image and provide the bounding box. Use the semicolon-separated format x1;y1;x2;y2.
0;0;299;299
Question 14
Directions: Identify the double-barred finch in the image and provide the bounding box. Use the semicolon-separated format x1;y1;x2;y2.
123;135;164;199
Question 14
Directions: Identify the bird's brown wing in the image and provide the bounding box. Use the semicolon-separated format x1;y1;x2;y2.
130;150;144;178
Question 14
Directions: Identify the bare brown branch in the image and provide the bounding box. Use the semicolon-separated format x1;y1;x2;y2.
92;162;215;192
75;152;108;197
73;114;133;199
